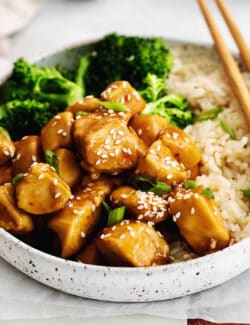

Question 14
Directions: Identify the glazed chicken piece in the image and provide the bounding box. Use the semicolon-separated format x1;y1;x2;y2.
168;186;230;255
66;97;101;116
101;80;146;115
77;242;105;265
48;179;112;258
130;114;169;146
11;135;43;176
73;112;139;179
96;220;169;267
0;184;34;234
41;112;74;151
111;186;169;224
54;148;82;188
159;126;201;169
135;139;187;185
15;163;71;215
0;163;12;185
0;134;15;166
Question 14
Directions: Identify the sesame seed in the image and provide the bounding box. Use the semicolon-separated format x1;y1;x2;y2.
120;194;128;199
31;155;37;162
96;159;101;166
52;121;57;126
70;195;74;200
80;232;86;238
73;209;83;215
118;130;124;136
130;231;135;238
109;152;115;157
191;207;195;215
53;178;58;186
38;174;44;180
115;139;121;145
91;204;96;212
54;192;61;199
85;95;94;99
57;129;64;135
22;136;28;140
54;115;61;120
138;129;142;136
68;202;73;208
16;153;21;160
122;81;127;88
3;150;10;156
120;97;125;104
62;132;67;137
119;234;126;239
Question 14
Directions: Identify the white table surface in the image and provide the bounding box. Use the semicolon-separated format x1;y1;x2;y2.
2;0;250;324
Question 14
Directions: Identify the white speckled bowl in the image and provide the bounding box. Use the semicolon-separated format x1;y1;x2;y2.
0;39;250;302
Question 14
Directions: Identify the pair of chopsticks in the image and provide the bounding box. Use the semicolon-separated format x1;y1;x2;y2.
198;0;250;127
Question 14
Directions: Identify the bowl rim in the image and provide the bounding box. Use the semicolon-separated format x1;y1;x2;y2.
0;36;249;274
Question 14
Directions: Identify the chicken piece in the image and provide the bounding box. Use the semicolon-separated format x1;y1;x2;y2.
0;134;15;167
48;179;112;258
130;114;169;146
101;81;146;115
66;97;101;116
135;139;187;185
111;186;169;224
0;163;12;185
96;220;169;267
41;112;74;151
15;163;71;215
159;126;201;169
0;184;34;234
54;148;82;188
11;136;43;176
77;242;105;265
73;112;139;179
168;186;230;255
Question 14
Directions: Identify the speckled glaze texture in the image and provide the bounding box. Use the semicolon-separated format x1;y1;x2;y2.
0;40;250;302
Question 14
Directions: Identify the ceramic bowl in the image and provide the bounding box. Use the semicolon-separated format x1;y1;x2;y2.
0;39;250;302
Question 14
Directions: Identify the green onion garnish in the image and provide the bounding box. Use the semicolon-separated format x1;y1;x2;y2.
76;111;89;117
184;180;197;190
240;189;250;198
0;127;11;140
149;181;172;195
45;150;60;173
100;101;130;112
107;206;126;227
194;108;223;122
220;120;237;140
201;187;215;199
12;173;24;185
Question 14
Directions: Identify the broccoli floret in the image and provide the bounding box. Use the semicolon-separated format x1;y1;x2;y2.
84;33;173;96
141;74;193;128
1;59;82;106
0;99;58;140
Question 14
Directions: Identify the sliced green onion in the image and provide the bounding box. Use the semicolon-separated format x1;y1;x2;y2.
0;127;11;140
194;108;223;122
240;189;250;198
100;101;130;112
220;120;237;140
132;176;155;189
149;182;172;195
102;201;112;213
12;173;24;185
76;111;88;117
45;150;60;173
107;206;126;227
184;180;197;190
201;187;215;199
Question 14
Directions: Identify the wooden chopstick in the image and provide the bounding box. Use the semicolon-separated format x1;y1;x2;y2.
198;0;250;127
216;0;250;72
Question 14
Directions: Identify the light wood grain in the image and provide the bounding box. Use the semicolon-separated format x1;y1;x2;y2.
215;0;250;71
198;0;250;127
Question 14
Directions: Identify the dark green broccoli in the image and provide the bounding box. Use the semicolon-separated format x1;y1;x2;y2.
140;74;193;128
1;58;82;106
74;55;90;97
0;99;58;140
84;33;173;96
